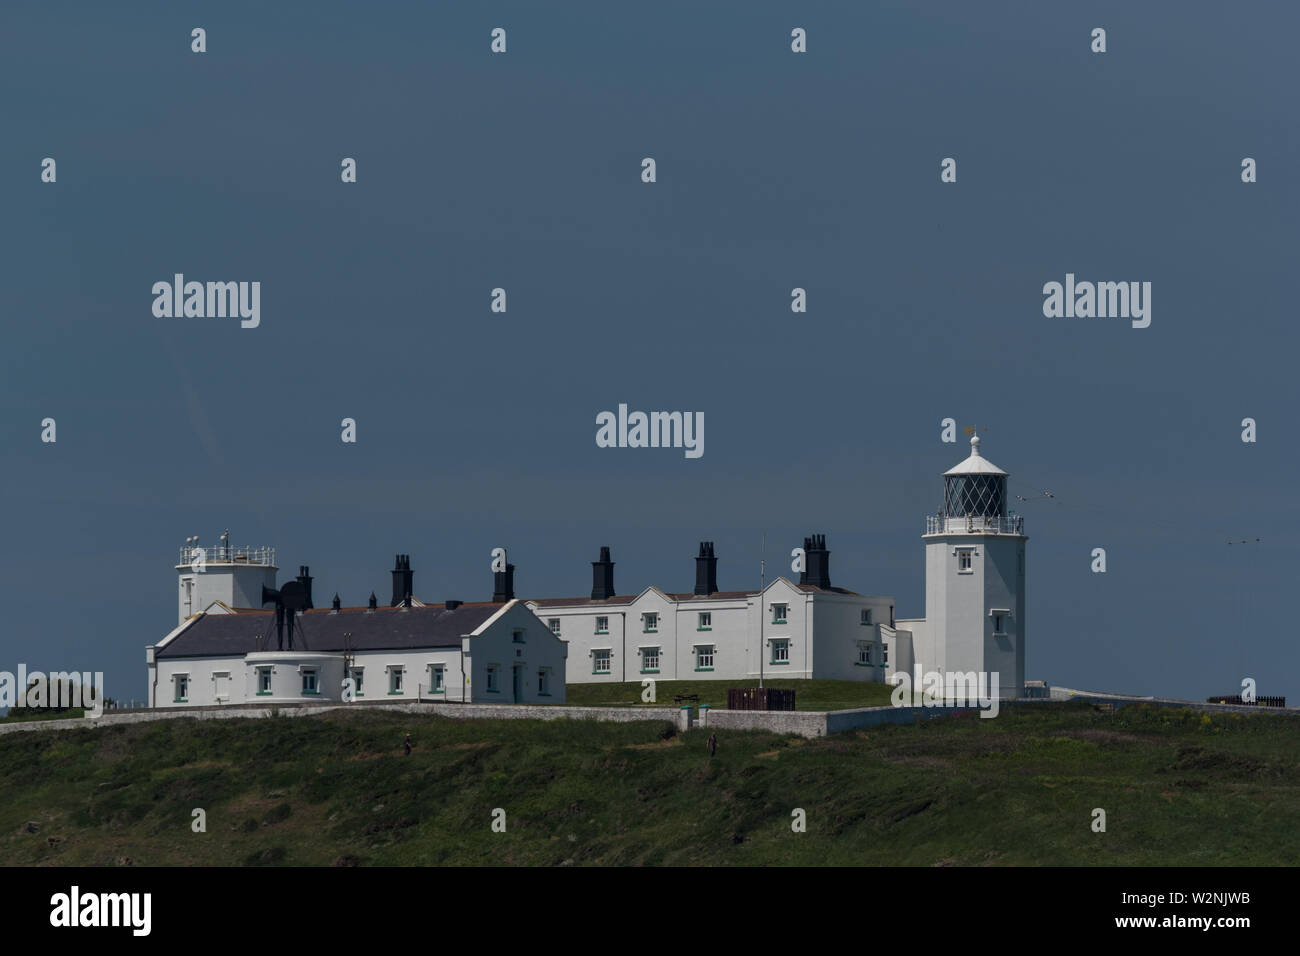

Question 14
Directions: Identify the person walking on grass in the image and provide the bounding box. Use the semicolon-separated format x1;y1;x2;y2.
707;732;717;758
403;733;412;756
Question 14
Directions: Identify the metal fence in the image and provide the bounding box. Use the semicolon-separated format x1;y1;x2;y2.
727;688;796;711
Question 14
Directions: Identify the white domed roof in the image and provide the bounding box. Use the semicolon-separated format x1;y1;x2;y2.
944;435;1008;476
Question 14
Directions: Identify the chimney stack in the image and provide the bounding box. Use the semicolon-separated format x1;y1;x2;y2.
368;591;378;611
694;541;718;596
331;593;341;612
803;533;832;590
391;554;413;607
296;566;314;609
493;563;516;602
591;546;615;600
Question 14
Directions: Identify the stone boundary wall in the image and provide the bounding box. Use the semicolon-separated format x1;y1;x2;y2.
3;692;1292;740
0;699;686;736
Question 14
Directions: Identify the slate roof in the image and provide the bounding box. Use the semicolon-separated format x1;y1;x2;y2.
156;604;503;659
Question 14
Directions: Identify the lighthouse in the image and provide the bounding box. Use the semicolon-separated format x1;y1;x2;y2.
915;435;1026;699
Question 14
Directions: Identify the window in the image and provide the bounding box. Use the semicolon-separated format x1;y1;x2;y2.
641;646;660;673
860;608;872;625
858;642;872;665
538;668;551;696
595;616;609;634
592;649;611;675
643;612;658;633
547;618;561;635
958;550;973;572
301;668;319;695
882;644;889;666
772;603;788;624
486;666;500;693
174;674;189;702
695;644;714;671
698;611;711;630
256;667;272;695
513;629;526;643
389;667;404;695
993;614;1003;634
429;664;445;693
770;639;789;664
346;666;363;697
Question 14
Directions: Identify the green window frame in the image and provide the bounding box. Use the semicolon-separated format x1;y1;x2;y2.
770;639;790;665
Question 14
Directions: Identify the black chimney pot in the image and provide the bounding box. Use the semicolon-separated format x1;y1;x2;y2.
296;566;314;609
694;541;718;596
391;554;413;607
368;592;378;610
804;533;832;590
331;593;341;611
591;546;615;600
493;563;516;602
445;599;462;610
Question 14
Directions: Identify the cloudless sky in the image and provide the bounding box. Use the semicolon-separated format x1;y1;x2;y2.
1;1;1296;705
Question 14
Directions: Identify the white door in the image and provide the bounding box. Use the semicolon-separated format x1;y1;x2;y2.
213;672;230;703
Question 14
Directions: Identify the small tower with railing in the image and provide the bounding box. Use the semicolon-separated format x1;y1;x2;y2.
175;530;278;624
921;436;1027;698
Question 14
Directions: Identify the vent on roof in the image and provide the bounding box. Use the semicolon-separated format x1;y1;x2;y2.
331;593;341;612
445;600;462;610
368;592;377;611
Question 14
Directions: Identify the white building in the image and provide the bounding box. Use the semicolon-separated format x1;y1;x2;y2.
892;435;1027;699
148;552;567;707
526;540;897;684
148;436;1029;706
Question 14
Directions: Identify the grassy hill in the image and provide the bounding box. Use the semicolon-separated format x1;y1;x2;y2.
1;701;1297;866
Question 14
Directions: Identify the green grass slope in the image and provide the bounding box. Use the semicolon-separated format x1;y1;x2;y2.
1;702;1296;866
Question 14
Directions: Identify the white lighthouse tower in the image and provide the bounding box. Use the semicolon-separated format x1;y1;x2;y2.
175;531;278;625
918;435;1026;699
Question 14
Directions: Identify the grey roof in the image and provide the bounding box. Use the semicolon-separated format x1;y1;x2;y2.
156;604;503;659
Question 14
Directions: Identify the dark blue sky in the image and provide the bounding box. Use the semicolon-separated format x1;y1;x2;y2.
2;1;1295;704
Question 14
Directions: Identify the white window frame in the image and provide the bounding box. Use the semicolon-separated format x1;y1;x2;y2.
861;608;872;625
698;611;711;630
695;644;715;670
389;666;404;695
857;641;872;665
640;646;661;673
174;673;189;702
595;615;609;634
429;663;445;693
547;618;561;635
301;667;319;695
592;648;611;675
770;638;790;664
643;612;658;633
772;603;788;624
